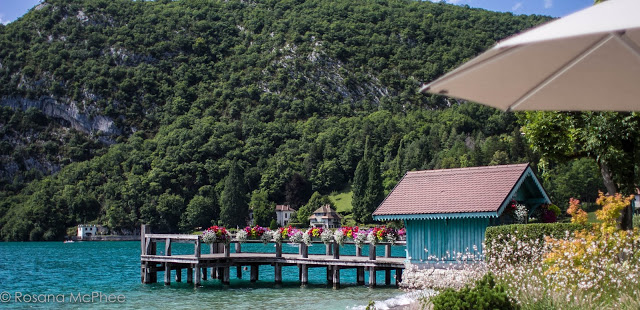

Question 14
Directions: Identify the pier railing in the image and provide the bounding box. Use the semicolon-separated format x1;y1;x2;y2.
141;229;406;260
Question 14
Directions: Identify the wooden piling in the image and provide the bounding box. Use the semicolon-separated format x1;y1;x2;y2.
224;243;230;258
356;246;362;257
326;243;332;255
385;269;391;285
301;244;308;258
395;268;403;286
235;243;242;253
332;266;340;289
369;267;376;287
275;243;282;258
369;245;376;260
357;267;365;285
222;266;230;285
274;263;282;284
326;266;333;285
187;267;193;284
301;264;308;285
175;268;182;282
217;267;224;280
385;244;391;258
237;266;243;279
250;265;259;282
165;238;172;256
164;263;171;285
194;264;201;287
332;242;340;259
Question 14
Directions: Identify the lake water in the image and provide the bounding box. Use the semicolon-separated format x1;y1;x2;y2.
0;241;410;309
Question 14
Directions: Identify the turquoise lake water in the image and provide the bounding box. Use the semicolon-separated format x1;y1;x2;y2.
0;241;408;309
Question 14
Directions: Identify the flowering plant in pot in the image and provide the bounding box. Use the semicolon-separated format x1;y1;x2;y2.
202;226;231;245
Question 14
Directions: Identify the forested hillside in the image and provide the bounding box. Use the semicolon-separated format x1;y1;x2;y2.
0;0;603;241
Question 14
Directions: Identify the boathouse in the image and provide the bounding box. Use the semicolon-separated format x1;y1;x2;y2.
372;163;550;262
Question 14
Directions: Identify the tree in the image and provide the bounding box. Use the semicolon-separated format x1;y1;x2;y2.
519;111;639;229
352;139;370;223
284;173;312;210
543;158;605;207
220;161;249;227
250;189;275;227
297;191;332;224
180;193;217;231
362;154;384;223
156;193;184;232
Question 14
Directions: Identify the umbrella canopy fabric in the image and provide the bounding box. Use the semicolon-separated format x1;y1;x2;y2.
420;0;640;111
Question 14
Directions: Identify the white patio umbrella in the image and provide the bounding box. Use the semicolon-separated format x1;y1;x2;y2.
420;0;640;111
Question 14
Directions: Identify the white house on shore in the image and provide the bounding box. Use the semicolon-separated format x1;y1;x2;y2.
308;204;342;229
77;224;108;239
275;205;296;226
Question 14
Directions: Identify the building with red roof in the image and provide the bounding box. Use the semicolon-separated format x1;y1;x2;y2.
373;163;550;262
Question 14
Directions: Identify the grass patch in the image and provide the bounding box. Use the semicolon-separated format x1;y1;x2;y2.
587;211;601;223
329;186;353;212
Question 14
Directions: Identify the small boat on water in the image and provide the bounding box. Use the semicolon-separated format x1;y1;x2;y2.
63;240;75;243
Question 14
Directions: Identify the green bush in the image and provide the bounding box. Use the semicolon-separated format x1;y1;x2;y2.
430;273;518;310
485;223;588;245
633;215;640;229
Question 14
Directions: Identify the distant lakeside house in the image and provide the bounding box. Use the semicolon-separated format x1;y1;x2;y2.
77;224;108;239
373;163;551;263
275;204;296;227
309;204;342;229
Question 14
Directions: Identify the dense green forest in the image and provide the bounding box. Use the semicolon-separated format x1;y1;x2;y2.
0;0;606;240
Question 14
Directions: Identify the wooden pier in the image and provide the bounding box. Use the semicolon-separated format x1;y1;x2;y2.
140;225;406;289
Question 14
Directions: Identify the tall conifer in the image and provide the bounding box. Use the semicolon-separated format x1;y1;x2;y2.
220;160;249;227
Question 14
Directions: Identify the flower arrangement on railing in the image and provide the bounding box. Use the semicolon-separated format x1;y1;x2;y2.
365;226;402;245
279;226;304;244
334;229;346;246
307;227;324;238
340;226;359;239
320;229;334;245
202;226;231;244
353;231;368;248
207;225;406;246
235;229;248;243
240;225;271;244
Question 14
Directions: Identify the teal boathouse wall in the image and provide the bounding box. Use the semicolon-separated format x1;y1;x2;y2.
405;217;489;262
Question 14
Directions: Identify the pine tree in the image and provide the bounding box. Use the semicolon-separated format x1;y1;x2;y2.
363;153;384;223
220;161;249;227
351;137;370;223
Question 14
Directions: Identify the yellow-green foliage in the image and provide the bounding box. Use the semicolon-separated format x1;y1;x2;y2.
542;193;640;302
595;192;634;235
567;198;588;225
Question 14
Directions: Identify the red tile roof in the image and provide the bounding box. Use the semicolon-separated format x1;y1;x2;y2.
373;164;530;216
275;205;295;212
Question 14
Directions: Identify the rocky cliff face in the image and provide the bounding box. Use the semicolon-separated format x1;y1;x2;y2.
1;96;121;138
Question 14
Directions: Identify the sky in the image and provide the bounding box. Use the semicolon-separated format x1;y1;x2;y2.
1;0;594;25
